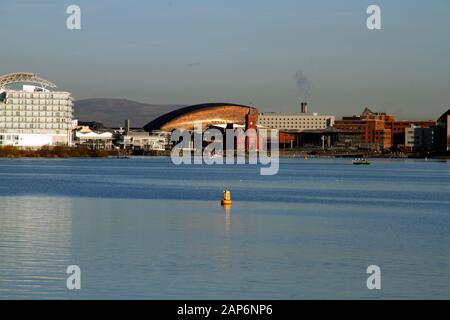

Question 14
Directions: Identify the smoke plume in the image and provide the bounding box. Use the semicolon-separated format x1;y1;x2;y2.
294;70;311;100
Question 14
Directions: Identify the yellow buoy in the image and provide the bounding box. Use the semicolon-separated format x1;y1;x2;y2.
221;189;232;206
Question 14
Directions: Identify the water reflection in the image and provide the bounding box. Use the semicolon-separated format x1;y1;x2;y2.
222;205;232;236
0;197;74;299
0;158;449;299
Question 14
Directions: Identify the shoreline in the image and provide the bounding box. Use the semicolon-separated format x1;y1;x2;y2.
0;146;115;158
1;146;449;159
1;153;448;160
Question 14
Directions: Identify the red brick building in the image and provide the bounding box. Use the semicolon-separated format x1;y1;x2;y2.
334;108;436;150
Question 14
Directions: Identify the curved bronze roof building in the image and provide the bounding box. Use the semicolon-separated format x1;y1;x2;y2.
437;109;450;127
143;103;258;131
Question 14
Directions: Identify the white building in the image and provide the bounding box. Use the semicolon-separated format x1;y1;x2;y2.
119;131;167;151
258;104;335;132
0;73;73;147
74;126;113;150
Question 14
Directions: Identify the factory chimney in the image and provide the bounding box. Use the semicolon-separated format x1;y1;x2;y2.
125;119;130;133
301;102;308;114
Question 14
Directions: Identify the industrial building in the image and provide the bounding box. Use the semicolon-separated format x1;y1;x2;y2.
0;72;73;147
258;103;335;132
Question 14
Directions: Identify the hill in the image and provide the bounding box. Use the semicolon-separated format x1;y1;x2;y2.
73;98;183;128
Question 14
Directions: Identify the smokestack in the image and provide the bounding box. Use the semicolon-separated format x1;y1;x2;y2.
125;119;130;133
301;102;308;114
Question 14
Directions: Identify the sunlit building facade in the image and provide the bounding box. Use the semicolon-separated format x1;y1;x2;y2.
257;103;335;132
334;107;436;150
258;113;335;131
143;103;257;132
0;73;73;147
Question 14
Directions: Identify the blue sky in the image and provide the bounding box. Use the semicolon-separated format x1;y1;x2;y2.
1;0;449;119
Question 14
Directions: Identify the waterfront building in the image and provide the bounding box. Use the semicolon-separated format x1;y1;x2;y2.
143;103;257;132
437;110;450;152
119;119;168;151
404;125;438;151
257;103;335;132
334;108;436;150
0;72;73;147
74;125;113;150
334;108;395;150
276;128;364;150
143;103;271;153
143;103;259;152
119;131;167;151
390;120;437;146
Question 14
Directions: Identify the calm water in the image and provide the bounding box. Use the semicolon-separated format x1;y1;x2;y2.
0;157;449;299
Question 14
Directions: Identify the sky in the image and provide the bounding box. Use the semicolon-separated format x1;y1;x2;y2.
1;0;449;119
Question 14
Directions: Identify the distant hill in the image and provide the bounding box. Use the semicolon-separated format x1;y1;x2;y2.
74;98;183;128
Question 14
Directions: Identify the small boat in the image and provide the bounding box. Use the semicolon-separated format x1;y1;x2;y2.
352;158;372;165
